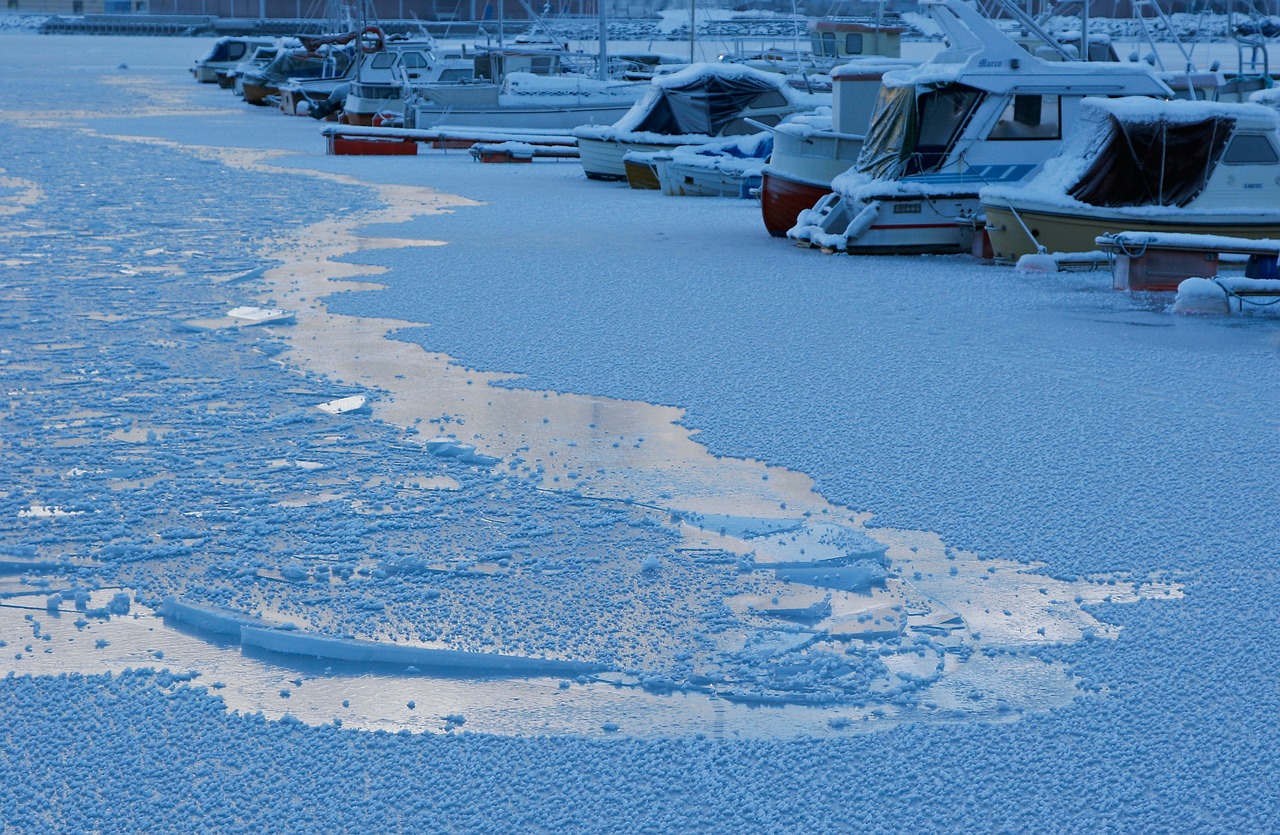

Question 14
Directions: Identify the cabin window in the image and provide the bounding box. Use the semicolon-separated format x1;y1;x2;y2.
72;0;83;10
402;52;428;69
845;33;864;55
750;89;788;109
370;53;395;69
988;95;1061;140
906;85;984;175
226;43;246;61
1222;133;1280;165
813;32;838;58
529;56;556;75
438;68;472;82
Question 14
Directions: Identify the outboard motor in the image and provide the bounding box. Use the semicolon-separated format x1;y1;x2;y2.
309;83;350;120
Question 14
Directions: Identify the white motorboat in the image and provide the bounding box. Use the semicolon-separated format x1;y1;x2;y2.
304;36;471;124
787;0;1172;255
758;57;916;236
574;63;827;183
392;41;648;132
191;36;276;84
980;97;1280;261
624;132;773;197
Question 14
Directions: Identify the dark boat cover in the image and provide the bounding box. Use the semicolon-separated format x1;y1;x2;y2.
1068;115;1234;208
631;72;785;137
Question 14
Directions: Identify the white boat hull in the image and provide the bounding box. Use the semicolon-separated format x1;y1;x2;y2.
408;103;633;134
655;157;761;198
578;137;673;181
767;128;863;188
791;192;979;254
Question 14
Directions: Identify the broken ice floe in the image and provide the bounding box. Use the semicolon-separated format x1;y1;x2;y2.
18;504;86;518
425;436;500;466
181;305;296;331
227;306;296;325
314;394;370;415
162;599;600;675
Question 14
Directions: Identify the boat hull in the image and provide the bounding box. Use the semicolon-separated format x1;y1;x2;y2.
624;157;662;190
791;192;978;254
982;203;1280;261
849;196;974;254
410;103;633;134
760;169;831;237
577;138;671;181
239;80;277;106
657;158;759;198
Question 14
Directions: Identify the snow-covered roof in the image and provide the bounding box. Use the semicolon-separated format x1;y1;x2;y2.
829;57;918;80
1081;95;1279;129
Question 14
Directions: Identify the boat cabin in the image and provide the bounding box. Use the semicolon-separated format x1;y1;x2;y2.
1060;98;1280;211
809;19;906;62
850;0;1171;186
192;36;274;83
618;64;809;137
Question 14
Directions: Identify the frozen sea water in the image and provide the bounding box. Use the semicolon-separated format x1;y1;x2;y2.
2;30;1280;832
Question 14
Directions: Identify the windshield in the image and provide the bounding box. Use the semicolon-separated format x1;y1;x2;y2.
906;85;983;175
856;83;983;180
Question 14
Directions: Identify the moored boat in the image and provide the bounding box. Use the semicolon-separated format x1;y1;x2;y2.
238;27;376;106
191;36;275;84
786;0;1172;255
625;132;773;197
574;63;826;182
980;97;1280;261
313;35;467;124
759;58;914;236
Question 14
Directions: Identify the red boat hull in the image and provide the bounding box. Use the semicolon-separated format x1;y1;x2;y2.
760;170;831;238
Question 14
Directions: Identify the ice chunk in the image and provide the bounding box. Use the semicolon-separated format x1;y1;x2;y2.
315;395;370;415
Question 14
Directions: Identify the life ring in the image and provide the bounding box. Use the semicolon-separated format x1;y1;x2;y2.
360;25;385;54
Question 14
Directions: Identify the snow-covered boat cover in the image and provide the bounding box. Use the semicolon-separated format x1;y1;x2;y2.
983;97;1280;212
574;62;824;143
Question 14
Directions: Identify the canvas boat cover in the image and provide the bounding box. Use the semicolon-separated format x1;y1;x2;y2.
1068;114;1234;208
629;70;787;137
855;82;983;180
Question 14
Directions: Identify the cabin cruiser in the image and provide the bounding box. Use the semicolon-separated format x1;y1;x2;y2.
222;43;284;90
980;97;1280;260
787;0;1172;254
575;63;826;182
623;132;773;197
399;44;647;132
759;58;915;235
335;38;472;125
238;28;376;106
715;16;908;89
191;36;275;84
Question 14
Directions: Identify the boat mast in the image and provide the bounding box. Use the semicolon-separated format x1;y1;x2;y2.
1081;0;1089;59
598;0;608;81
689;0;695;62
